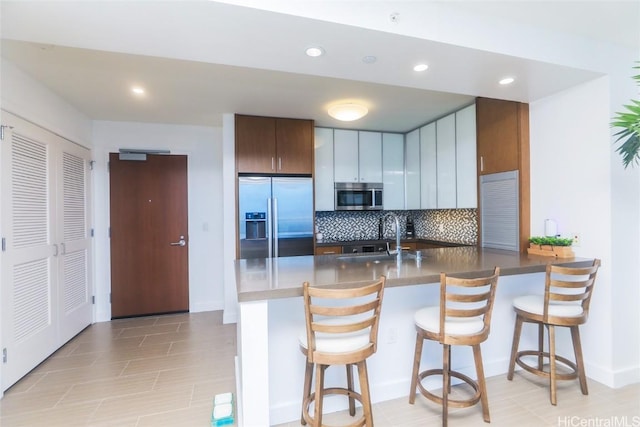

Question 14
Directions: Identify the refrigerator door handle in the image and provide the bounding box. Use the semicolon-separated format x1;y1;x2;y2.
267;198;273;258
273;198;279;257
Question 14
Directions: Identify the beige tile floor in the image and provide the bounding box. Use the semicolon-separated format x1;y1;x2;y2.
0;311;236;427
1;311;638;426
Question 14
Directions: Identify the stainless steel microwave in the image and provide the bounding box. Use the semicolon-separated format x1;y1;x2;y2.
335;182;383;211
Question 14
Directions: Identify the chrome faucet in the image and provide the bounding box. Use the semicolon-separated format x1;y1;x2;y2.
382;212;402;259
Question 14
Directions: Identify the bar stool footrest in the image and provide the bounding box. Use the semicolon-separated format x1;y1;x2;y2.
515;350;578;381
302;387;366;427
416;368;481;408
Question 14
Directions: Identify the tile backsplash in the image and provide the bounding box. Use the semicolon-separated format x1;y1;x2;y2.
316;209;478;245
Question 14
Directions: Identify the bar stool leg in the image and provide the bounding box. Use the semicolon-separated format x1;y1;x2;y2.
442;344;451;427
547;325;557;405
538;323;545;371
409;333;423;404
472;344;490;423
346;364;356;416
357;360;373;427
314;364;326;426
571;326;589;395
301;360;313;425
507;315;523;380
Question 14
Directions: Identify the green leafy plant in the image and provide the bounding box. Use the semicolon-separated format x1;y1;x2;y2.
611;64;640;169
529;236;573;246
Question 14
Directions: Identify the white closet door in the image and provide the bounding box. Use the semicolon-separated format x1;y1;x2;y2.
57;142;92;344
1;112;92;392
1;115;58;390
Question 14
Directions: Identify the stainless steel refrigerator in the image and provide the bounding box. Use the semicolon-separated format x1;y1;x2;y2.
238;176;314;259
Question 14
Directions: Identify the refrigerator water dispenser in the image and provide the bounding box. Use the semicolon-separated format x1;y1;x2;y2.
245;212;266;240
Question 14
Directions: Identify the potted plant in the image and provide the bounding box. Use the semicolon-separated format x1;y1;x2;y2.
611;64;640;169
527;236;574;258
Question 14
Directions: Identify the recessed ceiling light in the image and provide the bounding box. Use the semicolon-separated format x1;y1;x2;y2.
499;77;515;85
131;86;145;95
362;56;377;64
413;63;429;72
305;46;324;57
328;103;368;121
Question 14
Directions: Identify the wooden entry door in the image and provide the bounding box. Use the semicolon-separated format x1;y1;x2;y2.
109;153;189;318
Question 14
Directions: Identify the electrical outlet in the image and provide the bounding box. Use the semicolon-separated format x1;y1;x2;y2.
387;327;397;344
572;232;581;247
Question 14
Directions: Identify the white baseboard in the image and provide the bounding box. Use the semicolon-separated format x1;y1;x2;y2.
190;300;223;313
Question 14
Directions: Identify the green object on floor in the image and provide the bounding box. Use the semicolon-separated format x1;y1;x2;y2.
211;392;234;426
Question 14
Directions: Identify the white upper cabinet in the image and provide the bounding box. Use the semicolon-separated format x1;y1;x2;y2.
382;133;404;210
436;114;457;208
333;129;382;183
333;129;359;183
358;131;383;183
314;103;476;213
419;122;437;209
314;127;335;211
455;104;477;208
405;129;421;210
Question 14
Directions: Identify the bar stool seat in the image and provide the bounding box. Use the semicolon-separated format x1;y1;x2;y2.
409;267;500;427
507;259;601;406
415;307;486;335
299;276;386;427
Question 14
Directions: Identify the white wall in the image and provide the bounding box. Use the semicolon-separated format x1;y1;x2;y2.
529;78;617;384
91;121;224;321
606;46;640;387
222;114;238;324
0;60;92;146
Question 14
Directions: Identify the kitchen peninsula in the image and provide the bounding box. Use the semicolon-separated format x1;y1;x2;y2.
234;247;594;426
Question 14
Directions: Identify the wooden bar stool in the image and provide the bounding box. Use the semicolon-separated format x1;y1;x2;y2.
409;267;500;426
299;276;386;427
507;259;601;405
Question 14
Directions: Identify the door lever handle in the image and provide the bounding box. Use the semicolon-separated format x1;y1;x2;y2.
170;236;186;246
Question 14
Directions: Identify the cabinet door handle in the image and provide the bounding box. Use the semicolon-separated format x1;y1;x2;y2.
271;157;275;171
480;156;484;172
278;157;282;170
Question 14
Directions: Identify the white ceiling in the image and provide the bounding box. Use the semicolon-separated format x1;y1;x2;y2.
1;1;638;133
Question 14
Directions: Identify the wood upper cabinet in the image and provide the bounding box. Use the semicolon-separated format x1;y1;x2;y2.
475;97;530;253
476;97;529;175
276;118;314;174
235;115;313;174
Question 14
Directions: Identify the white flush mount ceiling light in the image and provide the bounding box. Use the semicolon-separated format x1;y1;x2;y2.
131;86;145;95
328;103;368;121
413;63;429;72
305;46;325;57
362;55;377;64
499;77;515;85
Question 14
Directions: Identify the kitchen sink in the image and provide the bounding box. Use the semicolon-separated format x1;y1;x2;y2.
336;252;418;263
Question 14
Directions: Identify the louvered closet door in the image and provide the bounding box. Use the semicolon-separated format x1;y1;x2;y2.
0;112;92;391
56;141;92;344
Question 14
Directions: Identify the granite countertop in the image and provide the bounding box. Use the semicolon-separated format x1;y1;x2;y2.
235;246;593;302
